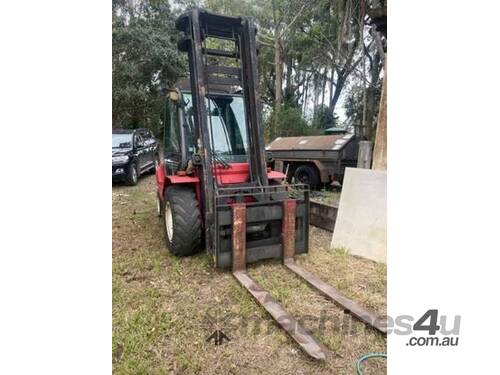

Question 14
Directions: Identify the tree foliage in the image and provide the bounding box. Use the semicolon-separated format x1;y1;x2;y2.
112;0;385;141
312;104;339;131
344;79;381;140
265;105;316;140
112;0;185;133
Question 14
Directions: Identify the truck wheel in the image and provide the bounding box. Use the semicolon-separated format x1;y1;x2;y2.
125;162;138;186
163;185;201;256
294;165;320;188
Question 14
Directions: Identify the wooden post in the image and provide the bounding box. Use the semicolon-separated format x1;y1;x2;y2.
357;141;373;169
372;62;387;171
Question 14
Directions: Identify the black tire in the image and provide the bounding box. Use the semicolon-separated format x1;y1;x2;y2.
163;185;201;256
125;162;138;186
294;164;320;188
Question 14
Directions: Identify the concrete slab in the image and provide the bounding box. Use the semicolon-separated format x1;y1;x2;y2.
331;168;386;263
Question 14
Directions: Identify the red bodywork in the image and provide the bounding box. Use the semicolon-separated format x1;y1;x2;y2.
213;162;249;184
156;162;285;212
156;164;202;204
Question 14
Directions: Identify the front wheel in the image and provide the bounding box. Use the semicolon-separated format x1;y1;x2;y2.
125;162;138;186
163;185;201;256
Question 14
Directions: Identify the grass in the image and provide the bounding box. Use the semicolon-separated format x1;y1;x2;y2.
310;189;342;206
113;175;386;374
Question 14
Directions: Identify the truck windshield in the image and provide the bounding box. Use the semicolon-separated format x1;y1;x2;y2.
183;93;248;163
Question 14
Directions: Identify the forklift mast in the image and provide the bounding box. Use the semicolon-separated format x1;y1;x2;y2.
175;9;272;253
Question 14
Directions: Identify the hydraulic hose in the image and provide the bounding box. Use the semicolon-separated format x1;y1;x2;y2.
356;352;387;375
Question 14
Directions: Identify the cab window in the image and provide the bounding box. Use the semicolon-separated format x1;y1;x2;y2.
165;101;180;153
182;93;248;163
164;100;182;174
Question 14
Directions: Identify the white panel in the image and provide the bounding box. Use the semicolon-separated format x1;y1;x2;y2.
331;168;386;263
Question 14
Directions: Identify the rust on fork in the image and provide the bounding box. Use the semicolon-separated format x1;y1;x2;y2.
282;199;296;261
231;203;246;272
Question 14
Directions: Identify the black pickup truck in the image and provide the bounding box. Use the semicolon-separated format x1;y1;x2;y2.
112;128;160;185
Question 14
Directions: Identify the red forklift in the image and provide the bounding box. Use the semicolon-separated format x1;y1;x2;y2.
155;8;385;360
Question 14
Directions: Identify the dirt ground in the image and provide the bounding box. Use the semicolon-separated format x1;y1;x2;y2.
112;175;386;374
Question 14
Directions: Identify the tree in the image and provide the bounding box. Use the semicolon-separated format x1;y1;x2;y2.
344;84;364;130
305;0;365;114
265;105;316;140
361;28;383;139
112;0;384;141
344;77;381;140
112;0;185;133
312;104;338;131
343;23;384;140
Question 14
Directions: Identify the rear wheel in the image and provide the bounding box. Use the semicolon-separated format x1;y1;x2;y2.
163;185;201;256
294;164;320;188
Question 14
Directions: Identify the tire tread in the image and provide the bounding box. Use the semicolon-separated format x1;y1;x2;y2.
164;185;201;256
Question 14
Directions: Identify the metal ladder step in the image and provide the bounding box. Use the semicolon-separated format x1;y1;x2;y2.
206;65;241;76
202;47;239;58
207;76;241;86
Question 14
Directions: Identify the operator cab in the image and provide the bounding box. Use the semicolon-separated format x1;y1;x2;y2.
164;90;251;183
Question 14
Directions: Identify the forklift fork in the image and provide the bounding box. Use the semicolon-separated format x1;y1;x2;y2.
231;200;386;360
231;203;329;360
281;200;387;334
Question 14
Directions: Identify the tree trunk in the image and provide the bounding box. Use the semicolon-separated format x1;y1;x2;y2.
274;35;283;108
285;56;293;96
366;51;382;139
329;67;335;107
294;68;301;103
303;74;309;116
313;72;319;116
329;71;347;113
272;0;283;109
372;62;386;171
321;67;327;106
362;87;367;138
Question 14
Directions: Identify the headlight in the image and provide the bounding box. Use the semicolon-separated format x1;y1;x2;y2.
112;155;129;165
